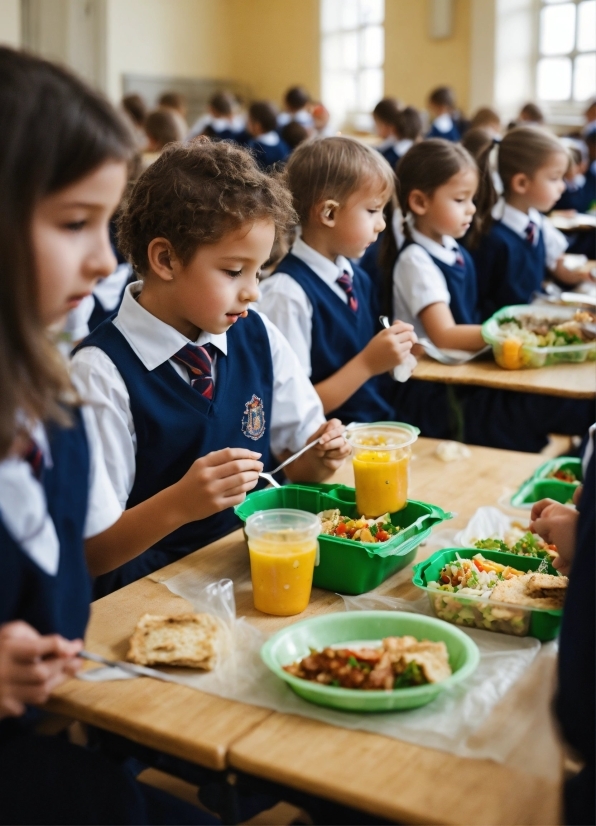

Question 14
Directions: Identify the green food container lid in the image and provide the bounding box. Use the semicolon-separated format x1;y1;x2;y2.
511;456;582;508
412;548;563;641
235;483;451;595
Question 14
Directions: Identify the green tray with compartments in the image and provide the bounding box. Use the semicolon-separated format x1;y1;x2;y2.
235;484;451;595
413;548;563;641
511;457;582;508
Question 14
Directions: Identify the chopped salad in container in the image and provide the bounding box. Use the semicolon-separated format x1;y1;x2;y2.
482;305;596;369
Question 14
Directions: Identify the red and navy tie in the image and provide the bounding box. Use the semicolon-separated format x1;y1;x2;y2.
525;220;538;246
24;438;44;480
336;270;358;312
172;342;216;400
454;248;465;268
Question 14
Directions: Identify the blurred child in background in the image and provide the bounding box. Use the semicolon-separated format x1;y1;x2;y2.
121;92;147;149
157;90;189;138
247;102;291;169
426;86;462;142
468;106;501;137
189;90;248;143
259;136;416;425
278;85;313;129
393;106;424;163
373;96;402;167
142;108;186;170
468;127;591;321
280;120;309;151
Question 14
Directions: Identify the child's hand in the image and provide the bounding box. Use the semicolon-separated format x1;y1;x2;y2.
0;622;82;719
529;498;579;575
284;419;351;483
176;448;264;520
361;321;417;376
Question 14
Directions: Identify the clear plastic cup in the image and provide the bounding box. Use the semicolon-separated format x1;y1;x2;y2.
245;509;321;616
346;422;419;518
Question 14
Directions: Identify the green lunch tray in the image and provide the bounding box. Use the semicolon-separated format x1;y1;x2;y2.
413;548;563;641
234;483;451;595
511;456;582;508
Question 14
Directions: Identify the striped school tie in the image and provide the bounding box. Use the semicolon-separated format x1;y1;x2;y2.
24;438;44;480
525;220;538;246
454;249;465;267
172;342;216;400
336;270;358;312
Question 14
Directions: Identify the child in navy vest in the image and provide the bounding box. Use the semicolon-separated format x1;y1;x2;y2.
467;127;593;321
247;101;291;170
0;47;222;826
258;136;416;426
426;87;462;143
390;140;484;438
72;140;349;596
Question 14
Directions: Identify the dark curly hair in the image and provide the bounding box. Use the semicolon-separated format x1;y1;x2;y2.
118;138;297;275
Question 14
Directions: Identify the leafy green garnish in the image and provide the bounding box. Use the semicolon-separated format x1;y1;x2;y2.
348;655;360;668
369;523;378;537
474;538;510;553
394;661;427;688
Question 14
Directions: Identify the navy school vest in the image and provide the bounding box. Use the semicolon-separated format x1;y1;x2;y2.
399;239;480;325
75;310;274;560
0;408;91;641
272;253;394;424
470;220;547;319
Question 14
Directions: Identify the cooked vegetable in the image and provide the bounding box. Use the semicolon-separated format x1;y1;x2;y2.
318;509;400;543
474;531;557;562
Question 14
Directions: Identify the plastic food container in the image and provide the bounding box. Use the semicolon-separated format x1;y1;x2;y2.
346;422;419;517
482;304;596;369
511;456;583;508
245;509;320;616
235;484;451;595
261;611;479;712
413;548;563;641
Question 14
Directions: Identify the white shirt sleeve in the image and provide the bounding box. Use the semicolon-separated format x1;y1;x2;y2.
80;405;123;538
393;244;451;323
259;313;326;457
541;216;569;270
257;274;313;376
71;347;137;510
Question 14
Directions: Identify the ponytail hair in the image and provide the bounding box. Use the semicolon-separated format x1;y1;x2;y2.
395;139;476;242
468;125;568;247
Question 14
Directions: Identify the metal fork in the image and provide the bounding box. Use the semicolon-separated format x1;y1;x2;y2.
379;316;489;365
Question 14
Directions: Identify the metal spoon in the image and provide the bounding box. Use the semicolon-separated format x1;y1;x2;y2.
379;316;489;365
258;436;332;487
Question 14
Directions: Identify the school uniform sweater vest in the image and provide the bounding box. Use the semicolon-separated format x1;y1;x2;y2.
75;310;273;558
0;409;91;641
399;239;480;324
469;221;546;320
378;145;399;169
248;138;290;169
427;123;461;142
272;253;393;424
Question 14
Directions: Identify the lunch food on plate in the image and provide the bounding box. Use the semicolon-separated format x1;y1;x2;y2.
474;531;557;562
127;612;221;669
283;635;452;690
427;554;567;634
318;509;401;543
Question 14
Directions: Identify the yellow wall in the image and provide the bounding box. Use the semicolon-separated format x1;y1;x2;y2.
0;0;20;47
105;0;233;100
226;0;320;105
385;0;471;114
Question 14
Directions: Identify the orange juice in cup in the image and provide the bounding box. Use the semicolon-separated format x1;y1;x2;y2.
245;510;320;616
347;423;419;518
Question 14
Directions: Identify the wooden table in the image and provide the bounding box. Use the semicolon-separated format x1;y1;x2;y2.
48;439;562;824
412;352;596;399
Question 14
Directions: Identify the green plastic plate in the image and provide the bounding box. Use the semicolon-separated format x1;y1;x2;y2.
510;457;582;508
235;484;452;594
413;548;563;641
261;610;479;712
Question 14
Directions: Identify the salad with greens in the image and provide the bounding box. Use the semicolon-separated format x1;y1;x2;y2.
474;532;557;562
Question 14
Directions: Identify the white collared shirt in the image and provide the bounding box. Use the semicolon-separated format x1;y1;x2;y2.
255;131;280;147
497;203;568;270
377;135;397;153
392;227;455;339
70;283;325;508
257;236;354;376
395;138;414;158
0;408;122;576
432;113;454;134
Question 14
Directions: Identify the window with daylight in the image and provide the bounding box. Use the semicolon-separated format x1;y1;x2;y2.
536;0;596;103
321;0;384;130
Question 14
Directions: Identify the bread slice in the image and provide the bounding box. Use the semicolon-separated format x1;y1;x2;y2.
127;613;221;669
491;573;567;610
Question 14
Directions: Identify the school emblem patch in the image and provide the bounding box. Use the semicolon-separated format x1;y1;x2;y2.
242;394;266;440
